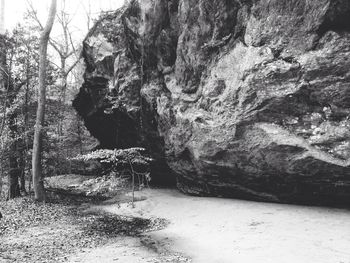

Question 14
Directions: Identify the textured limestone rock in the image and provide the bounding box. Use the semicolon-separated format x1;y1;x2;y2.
74;0;350;205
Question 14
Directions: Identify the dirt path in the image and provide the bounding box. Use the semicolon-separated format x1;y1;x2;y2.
82;189;350;263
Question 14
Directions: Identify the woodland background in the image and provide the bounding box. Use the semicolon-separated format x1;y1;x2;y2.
0;0;117;200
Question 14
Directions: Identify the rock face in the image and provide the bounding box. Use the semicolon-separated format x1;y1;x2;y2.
74;0;350;206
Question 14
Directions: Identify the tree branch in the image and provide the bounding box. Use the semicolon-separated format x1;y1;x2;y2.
66;56;81;75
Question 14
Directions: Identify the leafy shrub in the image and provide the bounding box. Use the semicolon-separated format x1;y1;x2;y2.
72;148;153;206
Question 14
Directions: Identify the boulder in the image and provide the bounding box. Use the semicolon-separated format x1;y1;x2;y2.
74;0;350;206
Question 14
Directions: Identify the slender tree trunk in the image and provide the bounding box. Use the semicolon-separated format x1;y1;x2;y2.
8;159;20;198
19;147;26;194
7;78;21;199
20;71;30;195
32;0;57;202
0;8;6;195
6;84;21;199
8;114;20;199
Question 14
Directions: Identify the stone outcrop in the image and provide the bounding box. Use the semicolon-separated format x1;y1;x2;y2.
73;0;350;206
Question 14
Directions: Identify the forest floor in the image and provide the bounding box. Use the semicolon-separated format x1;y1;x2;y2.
1;175;350;263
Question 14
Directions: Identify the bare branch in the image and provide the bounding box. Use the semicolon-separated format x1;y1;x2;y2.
66;56;81;75
48;59;61;70
26;0;44;28
26;0;66;58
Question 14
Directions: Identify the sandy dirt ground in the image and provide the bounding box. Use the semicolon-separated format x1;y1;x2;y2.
72;189;350;263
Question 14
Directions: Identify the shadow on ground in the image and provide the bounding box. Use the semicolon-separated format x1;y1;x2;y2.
0;189;168;263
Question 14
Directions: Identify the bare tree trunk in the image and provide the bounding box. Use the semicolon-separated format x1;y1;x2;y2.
19;145;26;195
32;0;57;202
20;70;30;195
8;114;20;199
0;10;6;194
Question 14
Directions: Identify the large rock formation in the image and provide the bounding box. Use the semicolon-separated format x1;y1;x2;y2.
73;0;350;206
